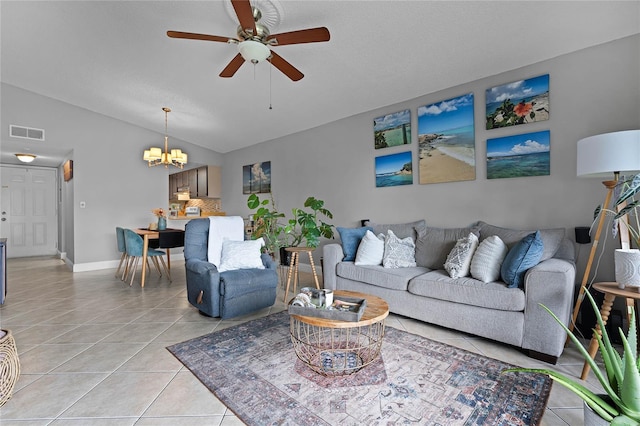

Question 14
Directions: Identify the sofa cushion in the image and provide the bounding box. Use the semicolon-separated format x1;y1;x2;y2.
337;226;373;261
407;270;526;311
470;235;508;283
336;262;429;291
501;231;544;288
365;219;426;241
383;230;417;268
444;233;479;278
477;221;564;261
354;230;385;266
414;224;481;269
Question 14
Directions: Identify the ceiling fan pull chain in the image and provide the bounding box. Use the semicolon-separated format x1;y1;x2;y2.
269;60;273;110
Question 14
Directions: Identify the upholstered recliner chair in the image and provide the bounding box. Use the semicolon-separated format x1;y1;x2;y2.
184;217;278;319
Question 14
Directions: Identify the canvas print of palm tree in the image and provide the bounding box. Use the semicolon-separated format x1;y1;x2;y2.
485;74;549;129
374;109;412;149
242;161;271;194
486;130;550;179
375;151;413;188
418;93;475;185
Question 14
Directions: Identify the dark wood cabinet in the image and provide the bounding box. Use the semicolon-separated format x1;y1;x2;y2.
169;165;221;200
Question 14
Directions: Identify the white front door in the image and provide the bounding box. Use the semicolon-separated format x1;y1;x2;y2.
0;166;58;258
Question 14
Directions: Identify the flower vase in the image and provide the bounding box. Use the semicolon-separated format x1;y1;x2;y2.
157;217;167;231
614;248;640;290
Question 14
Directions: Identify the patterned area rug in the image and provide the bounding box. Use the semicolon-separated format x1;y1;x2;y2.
167;311;551;425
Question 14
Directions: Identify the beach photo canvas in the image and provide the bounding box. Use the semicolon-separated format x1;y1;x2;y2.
485;74;549;129
418;93;476;185
375;151;413;188
374;109;412;149
486;130;550;179
242;161;271;194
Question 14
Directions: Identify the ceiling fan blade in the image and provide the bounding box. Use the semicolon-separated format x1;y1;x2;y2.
268;51;304;81
219;53;246;78
231;0;257;35
267;27;331;46
167;30;235;43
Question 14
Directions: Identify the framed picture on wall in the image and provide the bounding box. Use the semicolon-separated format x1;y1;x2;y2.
375;151;413;188
374;109;412;149
417;93;475;185
486;130;550;179
242;161;271;194
485;74;549;129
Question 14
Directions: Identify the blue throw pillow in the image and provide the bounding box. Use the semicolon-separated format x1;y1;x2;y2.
500;231;544;288
337;226;373;261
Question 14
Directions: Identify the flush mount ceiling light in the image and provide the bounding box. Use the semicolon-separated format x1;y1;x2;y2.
143;107;187;169
15;153;36;163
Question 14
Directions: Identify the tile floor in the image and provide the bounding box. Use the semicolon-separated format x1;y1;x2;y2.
0;256;605;425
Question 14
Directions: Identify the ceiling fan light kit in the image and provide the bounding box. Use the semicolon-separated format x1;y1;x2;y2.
167;0;330;81
143;107;187;169
15;153;36;163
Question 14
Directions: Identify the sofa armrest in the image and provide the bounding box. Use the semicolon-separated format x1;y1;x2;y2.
185;258;221;317
261;253;277;271
521;258;576;358
322;243;344;290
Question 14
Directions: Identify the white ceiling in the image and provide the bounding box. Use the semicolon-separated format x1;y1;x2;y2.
1;0;639;167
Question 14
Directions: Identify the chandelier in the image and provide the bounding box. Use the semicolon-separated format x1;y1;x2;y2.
143;107;187;169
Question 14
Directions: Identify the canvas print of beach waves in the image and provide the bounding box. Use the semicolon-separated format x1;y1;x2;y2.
487;130;550;179
375;151;413;187
418;93;475;185
374;109;411;149
486;74;549;129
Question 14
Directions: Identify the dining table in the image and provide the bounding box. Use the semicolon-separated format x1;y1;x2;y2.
133;228;185;287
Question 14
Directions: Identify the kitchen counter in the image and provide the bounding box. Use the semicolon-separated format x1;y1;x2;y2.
169;212;226;220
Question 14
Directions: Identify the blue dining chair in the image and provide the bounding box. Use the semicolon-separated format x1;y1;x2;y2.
123;229;171;287
115;227;129;280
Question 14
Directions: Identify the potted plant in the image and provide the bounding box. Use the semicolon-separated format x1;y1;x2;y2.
503;288;639;425
284;196;335;249
246;192;285;258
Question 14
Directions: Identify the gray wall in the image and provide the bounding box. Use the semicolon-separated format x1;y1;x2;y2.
222;35;640;282
1;84;224;269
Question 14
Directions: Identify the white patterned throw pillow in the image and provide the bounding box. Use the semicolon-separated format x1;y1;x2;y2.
218;238;265;272
470;235;508;283
383;230;416;268
444;233;479;278
355;230;385;266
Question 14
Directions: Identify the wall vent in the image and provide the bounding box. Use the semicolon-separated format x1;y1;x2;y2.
10;125;45;141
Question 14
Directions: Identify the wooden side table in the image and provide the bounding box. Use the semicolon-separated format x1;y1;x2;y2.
580;282;639;379
283;247;321;303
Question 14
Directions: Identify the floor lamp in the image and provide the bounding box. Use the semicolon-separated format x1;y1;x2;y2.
570;130;640;336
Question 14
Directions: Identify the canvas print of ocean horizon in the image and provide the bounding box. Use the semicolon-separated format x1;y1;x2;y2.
375;151;413;188
486;130;550;179
242;161;271;194
418;93;476;185
374;109;412;149
485;74;549;129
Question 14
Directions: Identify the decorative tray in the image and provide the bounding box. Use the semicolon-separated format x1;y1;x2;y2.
288;295;367;322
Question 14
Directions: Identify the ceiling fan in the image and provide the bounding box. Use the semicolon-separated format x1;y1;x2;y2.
167;0;330;81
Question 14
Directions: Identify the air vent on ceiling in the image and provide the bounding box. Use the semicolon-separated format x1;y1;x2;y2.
10;125;45;141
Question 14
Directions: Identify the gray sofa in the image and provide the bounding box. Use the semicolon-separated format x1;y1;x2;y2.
322;220;576;363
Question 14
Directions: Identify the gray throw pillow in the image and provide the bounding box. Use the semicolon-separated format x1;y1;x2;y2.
365;219;426;241
477;221;565;261
415;224;481;269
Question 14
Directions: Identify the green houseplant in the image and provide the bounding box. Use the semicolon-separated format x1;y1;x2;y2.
284;196;335;249
503;288;640;425
246;192;286;257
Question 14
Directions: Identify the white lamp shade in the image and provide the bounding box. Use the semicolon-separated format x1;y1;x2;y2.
577;130;640;177
15;153;36;163
238;40;271;63
149;147;162;160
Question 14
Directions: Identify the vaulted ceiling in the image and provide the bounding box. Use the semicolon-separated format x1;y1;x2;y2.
1;1;638;166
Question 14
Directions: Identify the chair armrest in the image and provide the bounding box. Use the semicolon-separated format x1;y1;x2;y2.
261;254;277;271
322;243;344;290
186;258;219;276
522;258;576;358
185;258;221;317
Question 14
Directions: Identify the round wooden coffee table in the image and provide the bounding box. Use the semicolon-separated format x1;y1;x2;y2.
289;290;389;376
